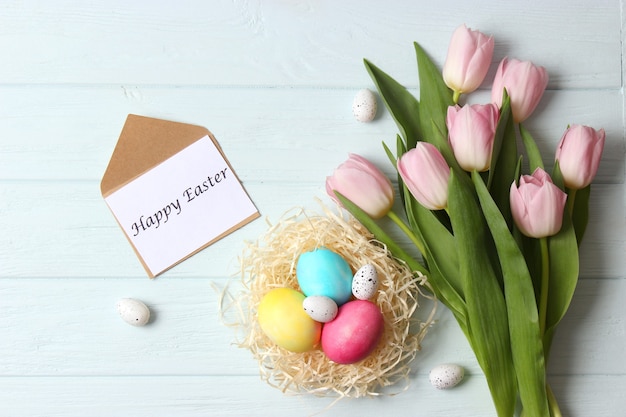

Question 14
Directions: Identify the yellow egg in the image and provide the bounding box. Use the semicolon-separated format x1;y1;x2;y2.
257;287;321;352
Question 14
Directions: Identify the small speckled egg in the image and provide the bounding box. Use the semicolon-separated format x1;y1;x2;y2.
116;298;150;326
257;287;322;352
321;300;384;364
351;264;379;300
303;295;338;323
352;88;377;122
296;248;353;306
429;363;465;389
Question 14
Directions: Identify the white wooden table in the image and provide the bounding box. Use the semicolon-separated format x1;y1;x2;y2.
1;1;624;416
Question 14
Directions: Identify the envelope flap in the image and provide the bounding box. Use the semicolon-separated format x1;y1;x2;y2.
101;114;210;197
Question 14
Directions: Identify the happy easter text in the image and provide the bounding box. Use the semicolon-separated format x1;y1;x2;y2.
130;167;229;237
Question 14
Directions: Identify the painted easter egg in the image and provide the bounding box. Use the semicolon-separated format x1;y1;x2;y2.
351;264;379;300
352;88;378;122
429;363;465;389
257;287;322;352
321;300;384;364
296;248;353;306
116;298;151;326
303;295;338;323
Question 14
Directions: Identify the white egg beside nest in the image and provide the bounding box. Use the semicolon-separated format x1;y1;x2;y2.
116;298;151;326
429;363;465;389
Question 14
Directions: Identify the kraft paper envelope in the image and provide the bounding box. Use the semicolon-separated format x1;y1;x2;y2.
101;114;260;278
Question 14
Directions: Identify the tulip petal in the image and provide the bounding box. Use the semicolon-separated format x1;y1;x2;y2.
509;168;567;238
555;125;605;189
326;154;394;219
398;144;450;210
443;24;494;94
491;58;548;123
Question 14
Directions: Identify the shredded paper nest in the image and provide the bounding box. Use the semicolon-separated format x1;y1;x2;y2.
220;205;436;398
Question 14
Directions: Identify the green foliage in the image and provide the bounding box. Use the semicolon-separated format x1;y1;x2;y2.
473;172;550;416
337;38;593;417
363;59;422;150
448;171;517;417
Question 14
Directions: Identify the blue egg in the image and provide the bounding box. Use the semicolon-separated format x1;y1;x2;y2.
296;248;353;306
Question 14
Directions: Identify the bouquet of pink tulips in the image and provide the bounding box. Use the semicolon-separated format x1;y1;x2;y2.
326;25;605;417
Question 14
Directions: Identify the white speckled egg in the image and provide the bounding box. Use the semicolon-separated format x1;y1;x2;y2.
116;298;151;326
351;264;379;300
303;295;338;323
429;363;465;389
352;88;377;122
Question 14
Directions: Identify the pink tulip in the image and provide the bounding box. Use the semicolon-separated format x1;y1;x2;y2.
447;103;499;172
555;124;605;189
491;58;549;123
397;143;450;210
510;168;568;238
443;24;495;97
326;154;394;219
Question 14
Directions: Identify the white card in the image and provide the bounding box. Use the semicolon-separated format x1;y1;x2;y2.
104;135;258;276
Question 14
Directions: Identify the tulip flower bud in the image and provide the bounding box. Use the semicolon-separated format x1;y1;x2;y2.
447;103;499;172
326;153;394;219
443;24;495;98
555;124;605;190
397;143;450;210
491;58;548;123
510;168;568;238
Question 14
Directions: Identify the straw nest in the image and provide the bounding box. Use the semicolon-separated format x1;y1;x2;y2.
220;205;436;398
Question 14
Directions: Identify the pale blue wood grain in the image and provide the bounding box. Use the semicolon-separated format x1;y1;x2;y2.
0;1;624;416
0;182;622;278
0;1;620;88
0;88;622;182
1;375;625;417
0;279;622;378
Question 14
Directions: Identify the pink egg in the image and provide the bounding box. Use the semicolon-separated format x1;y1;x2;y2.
321;300;384;364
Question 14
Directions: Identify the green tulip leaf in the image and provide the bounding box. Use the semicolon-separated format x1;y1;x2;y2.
395;133;407;157
386;135;408;208
400;181;420;233
550;160;565;190
364;59;422;149
414;42;454;143
517;232;543;302
488;96;518;226
488;89;512;188
401;186;468;325
473;171;550;416
383;140;398;167
408;194;463;299
519;124;545;172
447;171;517;417
568;185;591;246
545;208;579;351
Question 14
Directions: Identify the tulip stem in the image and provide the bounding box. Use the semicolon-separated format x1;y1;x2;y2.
387;211;427;257
538;237;550;336
452;90;461;104
547;383;563;417
567;188;577;218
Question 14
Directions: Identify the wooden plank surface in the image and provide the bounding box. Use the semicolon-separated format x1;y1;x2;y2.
0;1;624;416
